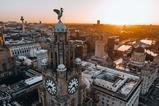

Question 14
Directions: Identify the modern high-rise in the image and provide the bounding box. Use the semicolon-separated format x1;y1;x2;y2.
107;36;119;59
95;40;106;58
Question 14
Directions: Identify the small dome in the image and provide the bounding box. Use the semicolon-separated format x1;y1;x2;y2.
41;59;48;66
134;46;144;53
54;21;67;32
57;64;67;71
75;58;82;65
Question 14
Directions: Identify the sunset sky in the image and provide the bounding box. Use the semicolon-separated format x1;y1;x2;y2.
1;0;159;25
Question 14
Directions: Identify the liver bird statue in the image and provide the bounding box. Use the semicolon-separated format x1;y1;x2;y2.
53;8;63;21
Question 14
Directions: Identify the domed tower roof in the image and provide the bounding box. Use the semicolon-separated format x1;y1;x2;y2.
134;46;145;53
54;21;67;32
130;46;145;67
57;64;67;71
75;58;82;65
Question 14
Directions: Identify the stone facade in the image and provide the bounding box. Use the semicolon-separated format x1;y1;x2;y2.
40;20;86;106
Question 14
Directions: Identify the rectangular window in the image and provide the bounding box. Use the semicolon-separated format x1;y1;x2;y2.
71;98;75;106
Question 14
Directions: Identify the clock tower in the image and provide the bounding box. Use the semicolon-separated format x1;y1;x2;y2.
40;9;86;106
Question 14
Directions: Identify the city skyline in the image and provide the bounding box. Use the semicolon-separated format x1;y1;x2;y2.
1;1;159;105
1;0;159;25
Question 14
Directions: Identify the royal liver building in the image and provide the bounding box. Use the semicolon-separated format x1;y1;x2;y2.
39;8;86;106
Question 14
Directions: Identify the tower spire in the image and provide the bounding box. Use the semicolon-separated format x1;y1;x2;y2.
20;16;25;33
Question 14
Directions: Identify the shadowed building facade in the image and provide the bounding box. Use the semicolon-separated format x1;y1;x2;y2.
39;10;86;106
129;46;158;95
0;31;14;79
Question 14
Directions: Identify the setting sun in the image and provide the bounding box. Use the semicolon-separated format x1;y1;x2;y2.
95;0;157;25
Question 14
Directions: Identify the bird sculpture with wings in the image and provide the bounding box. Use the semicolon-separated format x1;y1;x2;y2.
53;8;63;21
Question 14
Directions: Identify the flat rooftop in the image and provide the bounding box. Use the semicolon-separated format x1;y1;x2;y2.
82;61;141;101
0;69;42;101
140;39;155;46
117;45;132;52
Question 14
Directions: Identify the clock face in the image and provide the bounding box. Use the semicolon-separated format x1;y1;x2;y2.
67;77;79;95
45;79;57;95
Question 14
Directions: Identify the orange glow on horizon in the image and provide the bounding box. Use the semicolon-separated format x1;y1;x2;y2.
0;0;159;25
94;0;158;25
